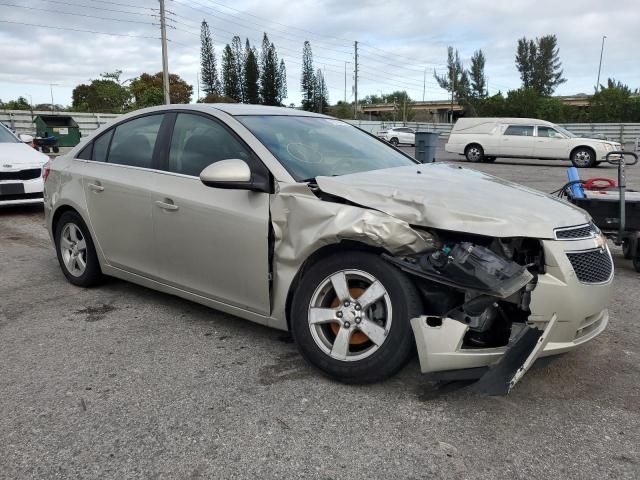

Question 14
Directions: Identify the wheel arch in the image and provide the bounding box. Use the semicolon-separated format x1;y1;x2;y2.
283;241;390;331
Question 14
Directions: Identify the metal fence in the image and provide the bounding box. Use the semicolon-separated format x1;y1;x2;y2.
2;110;640;144
0;110;120;138
346;120;640;144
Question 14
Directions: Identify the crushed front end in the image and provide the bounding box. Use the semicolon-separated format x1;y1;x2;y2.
384;224;613;394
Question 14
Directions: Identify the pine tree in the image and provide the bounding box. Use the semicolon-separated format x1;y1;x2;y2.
260;33;280;105
200;20;220;96
278;59;287;103
231;36;245;103
469;50;487;98
434;47;470;102
313;69;329;113
301;41;316;111
243;39;260;104
221;44;241;101
515;38;535;89
516;35;566;95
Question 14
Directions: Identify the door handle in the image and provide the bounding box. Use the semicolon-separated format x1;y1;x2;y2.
155;200;179;211
88;182;104;192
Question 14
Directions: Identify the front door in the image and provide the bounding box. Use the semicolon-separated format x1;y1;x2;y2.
151;112;271;315
82;114;165;277
500;125;535;157
534;126;570;159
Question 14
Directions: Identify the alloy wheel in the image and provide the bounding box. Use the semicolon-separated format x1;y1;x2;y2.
60;223;88;277
307;270;392;362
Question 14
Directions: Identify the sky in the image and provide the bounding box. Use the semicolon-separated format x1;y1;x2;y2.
0;0;639;108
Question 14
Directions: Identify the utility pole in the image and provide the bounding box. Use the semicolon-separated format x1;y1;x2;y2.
596;35;607;92
344;62;348;103
354;41;358;119
422;68;426;102
159;0;171;105
49;83;58;113
196;71;200;102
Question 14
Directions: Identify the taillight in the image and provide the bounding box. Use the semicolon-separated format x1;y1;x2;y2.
42;161;51;182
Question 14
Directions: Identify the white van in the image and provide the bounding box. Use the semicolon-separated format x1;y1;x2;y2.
445;117;621;168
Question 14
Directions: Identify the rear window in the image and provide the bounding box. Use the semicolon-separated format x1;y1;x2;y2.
504;125;534;136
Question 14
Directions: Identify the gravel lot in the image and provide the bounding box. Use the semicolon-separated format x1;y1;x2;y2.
1;145;639;479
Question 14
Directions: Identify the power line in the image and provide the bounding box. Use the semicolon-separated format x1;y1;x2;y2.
172;0;353;56
184;0;354;49
80;0;158;10
0;2;154;25
0;19;159;39
25;0;158;17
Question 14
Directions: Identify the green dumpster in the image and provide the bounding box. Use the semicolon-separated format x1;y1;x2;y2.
34;115;81;147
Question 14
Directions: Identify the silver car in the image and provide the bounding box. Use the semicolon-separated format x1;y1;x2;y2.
44;104;612;390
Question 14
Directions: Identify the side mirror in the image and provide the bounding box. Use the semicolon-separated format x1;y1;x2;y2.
19;134;34;143
200;159;270;192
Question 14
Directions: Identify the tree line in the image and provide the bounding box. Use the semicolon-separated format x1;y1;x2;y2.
433;35;640;123
3;31;639;123
199;22;286;106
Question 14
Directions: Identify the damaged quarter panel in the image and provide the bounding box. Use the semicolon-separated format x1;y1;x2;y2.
268;182;430;329
315;163;590;239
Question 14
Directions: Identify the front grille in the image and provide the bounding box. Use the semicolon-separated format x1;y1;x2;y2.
0;168;42;181
555;223;597;240
566;249;613;284
0;192;43;201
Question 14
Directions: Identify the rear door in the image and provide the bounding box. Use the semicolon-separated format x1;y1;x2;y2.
534;125;569;159
151;112;271;314
500;125;535;157
82;113;166;277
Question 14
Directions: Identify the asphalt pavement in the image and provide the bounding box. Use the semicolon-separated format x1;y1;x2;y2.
1;145;639;479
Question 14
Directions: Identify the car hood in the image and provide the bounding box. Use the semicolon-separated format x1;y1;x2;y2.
0;143;49;168
315;163;590;239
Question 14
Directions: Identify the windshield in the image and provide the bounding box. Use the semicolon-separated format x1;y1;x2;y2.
237;115;416;181
555;126;577;138
0;125;19;143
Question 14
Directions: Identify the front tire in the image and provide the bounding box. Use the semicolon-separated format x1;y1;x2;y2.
389;137;399;147
465;144;484;162
571;147;596;168
54;211;102;287
290;251;422;383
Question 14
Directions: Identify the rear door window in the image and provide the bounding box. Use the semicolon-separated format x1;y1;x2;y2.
93;130;114;162
107;115;164;168
504;125;534;136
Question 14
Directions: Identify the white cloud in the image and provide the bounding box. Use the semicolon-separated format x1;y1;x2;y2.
0;0;638;106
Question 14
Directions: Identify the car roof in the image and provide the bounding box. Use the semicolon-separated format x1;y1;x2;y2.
205;103;327;117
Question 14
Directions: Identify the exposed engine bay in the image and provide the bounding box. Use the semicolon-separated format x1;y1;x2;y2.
384;230;544;351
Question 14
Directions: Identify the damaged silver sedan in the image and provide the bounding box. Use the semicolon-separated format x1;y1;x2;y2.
44;104;613;392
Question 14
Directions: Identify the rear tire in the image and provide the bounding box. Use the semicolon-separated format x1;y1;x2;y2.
54;211;103;287
571;147;596;168
465;144;484;162
290;251;422;384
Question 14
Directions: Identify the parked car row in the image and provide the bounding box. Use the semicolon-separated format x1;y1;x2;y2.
42;105;613;391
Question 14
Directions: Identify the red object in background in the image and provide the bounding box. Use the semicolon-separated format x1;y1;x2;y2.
583;178;616;190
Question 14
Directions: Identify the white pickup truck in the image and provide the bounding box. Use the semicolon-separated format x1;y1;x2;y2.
445;117;622;167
